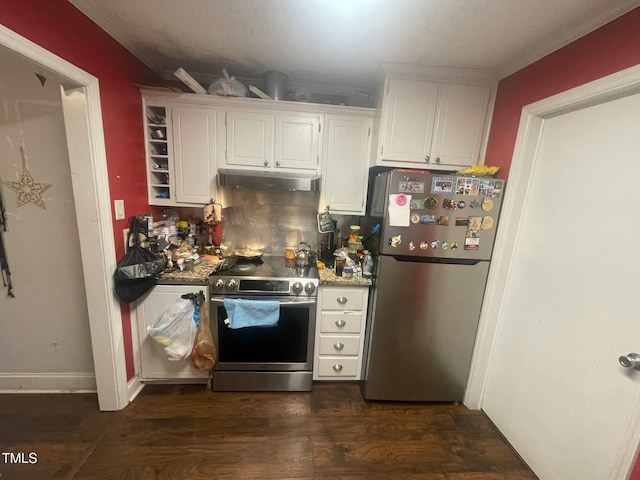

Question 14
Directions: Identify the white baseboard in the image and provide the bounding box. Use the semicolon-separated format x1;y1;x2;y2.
0;372;97;392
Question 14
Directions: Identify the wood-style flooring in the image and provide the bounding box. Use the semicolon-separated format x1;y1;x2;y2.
0;383;537;480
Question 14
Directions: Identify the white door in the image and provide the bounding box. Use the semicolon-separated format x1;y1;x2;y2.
482;91;640;479
320;114;372;214
431;83;490;167
381;78;439;163
274;113;321;171
172;105;218;204
225;109;274;168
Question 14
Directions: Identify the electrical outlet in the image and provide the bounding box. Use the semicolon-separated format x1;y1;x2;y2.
114;200;125;220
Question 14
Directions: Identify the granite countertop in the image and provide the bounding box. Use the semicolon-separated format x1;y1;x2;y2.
158;263;219;284
318;268;372;287
158;261;372;287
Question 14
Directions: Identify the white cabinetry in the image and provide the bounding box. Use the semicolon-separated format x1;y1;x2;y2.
224;109;274;169
172;105;220;204
224;110;321;172
143;101;172;205
374;69;494;170
275;113;321;171
141;90;376;208
134;284;209;382
143;97;221;206
313;286;369;381
320;114;373;215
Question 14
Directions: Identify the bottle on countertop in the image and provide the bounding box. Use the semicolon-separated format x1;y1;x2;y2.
362;250;373;279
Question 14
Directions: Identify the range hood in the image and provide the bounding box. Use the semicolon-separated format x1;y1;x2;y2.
217;168;321;192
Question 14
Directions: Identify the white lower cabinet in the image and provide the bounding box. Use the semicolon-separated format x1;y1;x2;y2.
313;286;369;381
134;284;210;382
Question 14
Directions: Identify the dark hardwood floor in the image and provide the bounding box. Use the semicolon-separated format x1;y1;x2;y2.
0;383;536;480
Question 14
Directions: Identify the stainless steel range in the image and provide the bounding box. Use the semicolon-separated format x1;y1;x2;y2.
209;255;319;392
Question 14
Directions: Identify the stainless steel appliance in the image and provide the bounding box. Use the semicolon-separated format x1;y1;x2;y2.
362;169;506;401
209;256;319;392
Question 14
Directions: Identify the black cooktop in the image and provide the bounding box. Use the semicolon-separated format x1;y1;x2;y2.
213;255;319;280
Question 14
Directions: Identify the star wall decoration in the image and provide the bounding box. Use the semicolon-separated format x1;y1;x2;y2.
3;147;53;210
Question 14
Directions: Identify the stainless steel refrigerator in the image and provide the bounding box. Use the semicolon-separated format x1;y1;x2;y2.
362;169;506;401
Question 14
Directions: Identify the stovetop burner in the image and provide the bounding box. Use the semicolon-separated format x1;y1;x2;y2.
215;255;318;280
210;255;319;297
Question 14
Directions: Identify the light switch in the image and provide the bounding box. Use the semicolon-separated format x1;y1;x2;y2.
114;199;125;220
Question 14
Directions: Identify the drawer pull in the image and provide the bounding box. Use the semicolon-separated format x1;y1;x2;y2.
335;319;346;327
336;296;348;304
334;342;344;350
333;364;343;372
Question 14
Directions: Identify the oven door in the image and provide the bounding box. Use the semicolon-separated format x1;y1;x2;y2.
210;296;316;371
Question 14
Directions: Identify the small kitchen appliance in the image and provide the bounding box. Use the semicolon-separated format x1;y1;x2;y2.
209;255;319;392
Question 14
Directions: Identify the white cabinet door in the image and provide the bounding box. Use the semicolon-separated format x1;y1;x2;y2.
172;105;219;204
225;109;274;168
321;114;372;215
381;78;439;164
274;113;321;171
135;284;209;381
377;78;493;169
431;83;490;167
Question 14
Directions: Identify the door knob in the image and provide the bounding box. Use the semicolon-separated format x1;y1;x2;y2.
618;353;640;370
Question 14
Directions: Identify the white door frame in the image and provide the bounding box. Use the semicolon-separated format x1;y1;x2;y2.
465;64;640;476
0;25;129;410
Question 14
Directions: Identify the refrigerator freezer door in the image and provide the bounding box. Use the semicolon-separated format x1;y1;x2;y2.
362;255;490;401
376;169;504;261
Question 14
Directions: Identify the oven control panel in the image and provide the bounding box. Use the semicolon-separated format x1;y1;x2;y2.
210;278;319;297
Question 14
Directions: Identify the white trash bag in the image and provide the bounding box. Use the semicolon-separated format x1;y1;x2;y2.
208;68;248;97
147;298;197;361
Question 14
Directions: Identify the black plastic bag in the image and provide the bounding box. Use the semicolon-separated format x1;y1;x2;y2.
113;217;166;303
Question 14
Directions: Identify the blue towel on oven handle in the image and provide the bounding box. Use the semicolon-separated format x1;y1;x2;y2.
223;298;280;329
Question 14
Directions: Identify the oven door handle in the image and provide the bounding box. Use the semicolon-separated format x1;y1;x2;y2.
210;297;317;306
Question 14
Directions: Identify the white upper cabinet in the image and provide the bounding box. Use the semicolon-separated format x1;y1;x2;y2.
224;109;274;169
381;78;440;163
321;114;373;215
431;83;491;167
373;66;495;170
141;90;375;206
274;113;321;171
224;110;321;172
172;105;220;204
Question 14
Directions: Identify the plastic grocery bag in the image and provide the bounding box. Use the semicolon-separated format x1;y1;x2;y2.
147;298;197;361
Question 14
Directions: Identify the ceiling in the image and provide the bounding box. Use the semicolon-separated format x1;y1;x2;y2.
69;0;639;97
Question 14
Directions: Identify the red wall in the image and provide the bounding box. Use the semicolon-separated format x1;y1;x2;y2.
0;0;162;379
485;7;640;478
485;6;640;181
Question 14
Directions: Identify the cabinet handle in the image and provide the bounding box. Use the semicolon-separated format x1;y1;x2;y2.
276;160;281;167
425;155;430;163
264;160;269;166
335;319;346;328
333;364;343;372
435;157;441;164
334;342;344;350
337;296;348;304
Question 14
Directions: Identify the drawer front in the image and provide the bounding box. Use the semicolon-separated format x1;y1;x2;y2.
316;357;359;377
318;335;360;355
321;288;365;310
320;312;363;333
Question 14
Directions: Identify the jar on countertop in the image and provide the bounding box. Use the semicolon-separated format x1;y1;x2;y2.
349;225;361;243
